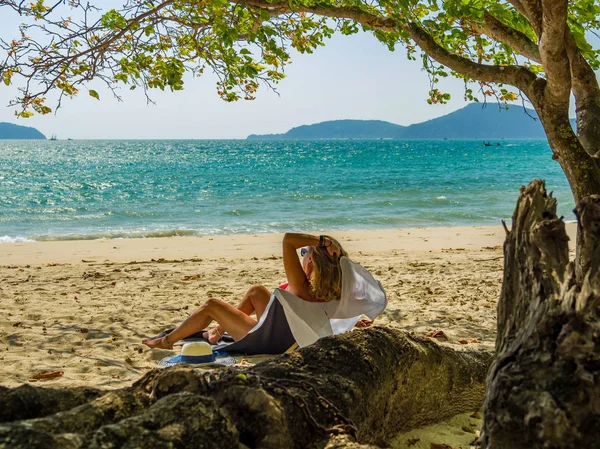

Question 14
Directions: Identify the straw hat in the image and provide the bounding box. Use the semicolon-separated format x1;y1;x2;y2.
157;341;236;367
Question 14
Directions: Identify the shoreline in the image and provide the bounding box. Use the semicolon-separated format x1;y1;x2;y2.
2;223;577;266
1;218;579;246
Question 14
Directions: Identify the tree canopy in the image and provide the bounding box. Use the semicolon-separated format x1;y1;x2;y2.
0;0;598;112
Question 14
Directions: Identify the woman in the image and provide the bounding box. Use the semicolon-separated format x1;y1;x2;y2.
142;233;347;349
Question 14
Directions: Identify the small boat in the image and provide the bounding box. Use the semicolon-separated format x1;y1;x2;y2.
49;134;57;141
483;141;492;147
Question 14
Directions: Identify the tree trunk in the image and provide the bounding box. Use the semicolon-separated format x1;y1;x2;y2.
480;179;600;449
533;103;600;282
0;328;491;449
535;107;600;204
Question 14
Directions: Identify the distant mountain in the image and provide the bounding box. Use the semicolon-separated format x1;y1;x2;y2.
249;119;406;140
0;122;46;139
248;119;402;140
247;103;576;140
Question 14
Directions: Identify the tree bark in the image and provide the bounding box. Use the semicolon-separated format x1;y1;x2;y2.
0;328;491;449
480;180;600;449
528;64;600;280
564;30;600;158
0;384;103;423
526;78;600;205
574;195;600;284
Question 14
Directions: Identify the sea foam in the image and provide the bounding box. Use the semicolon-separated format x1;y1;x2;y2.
0;236;34;243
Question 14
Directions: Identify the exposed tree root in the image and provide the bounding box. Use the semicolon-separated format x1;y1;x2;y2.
0;328;491;449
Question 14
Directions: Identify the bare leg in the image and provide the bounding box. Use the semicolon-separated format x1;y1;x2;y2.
205;285;271;343
142;298;258;348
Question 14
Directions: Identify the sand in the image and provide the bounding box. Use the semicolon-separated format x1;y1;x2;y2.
0;224;577;444
392;412;482;449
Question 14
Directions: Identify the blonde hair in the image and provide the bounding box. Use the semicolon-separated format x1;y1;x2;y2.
307;237;348;302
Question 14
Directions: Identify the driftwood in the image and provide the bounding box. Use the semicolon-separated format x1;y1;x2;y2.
481;180;600;449
0;328;491;449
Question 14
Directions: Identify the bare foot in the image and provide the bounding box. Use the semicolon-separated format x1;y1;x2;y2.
142;336;172;349
202;328;222;344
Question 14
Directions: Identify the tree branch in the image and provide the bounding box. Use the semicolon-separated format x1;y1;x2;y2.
243;0;540;95
516;0;543;35
242;0;396;31
564;29;600;156
538;0;571;111
400;22;539;96
472;12;541;63
58;1;175;68
507;0;529;20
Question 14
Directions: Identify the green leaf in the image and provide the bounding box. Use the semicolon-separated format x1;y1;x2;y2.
101;9;127;30
89;90;100;100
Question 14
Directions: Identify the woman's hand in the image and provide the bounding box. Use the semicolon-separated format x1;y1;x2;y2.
323;236;341;259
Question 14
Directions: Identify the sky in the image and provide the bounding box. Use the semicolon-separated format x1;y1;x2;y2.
0;4;587;139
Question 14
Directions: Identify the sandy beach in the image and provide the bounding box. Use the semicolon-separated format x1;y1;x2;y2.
0;224;577;446
4;224;580;389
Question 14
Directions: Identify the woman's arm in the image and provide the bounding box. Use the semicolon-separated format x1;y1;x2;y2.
282;233;340;302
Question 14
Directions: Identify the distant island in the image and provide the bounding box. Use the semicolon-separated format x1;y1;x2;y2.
247;103;576;140
0;122;46;140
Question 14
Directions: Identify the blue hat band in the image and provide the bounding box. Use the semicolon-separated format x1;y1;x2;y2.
180;354;214;364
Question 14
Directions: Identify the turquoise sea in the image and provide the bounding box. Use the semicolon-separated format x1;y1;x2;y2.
0;139;574;243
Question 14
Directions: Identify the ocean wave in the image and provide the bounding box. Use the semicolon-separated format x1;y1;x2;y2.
0;235;34;243
27;229;199;242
